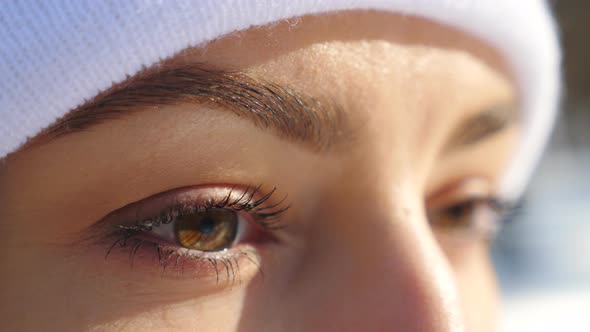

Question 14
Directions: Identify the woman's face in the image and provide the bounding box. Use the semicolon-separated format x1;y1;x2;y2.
0;11;517;332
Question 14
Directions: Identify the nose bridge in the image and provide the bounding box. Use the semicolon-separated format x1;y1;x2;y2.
293;196;466;332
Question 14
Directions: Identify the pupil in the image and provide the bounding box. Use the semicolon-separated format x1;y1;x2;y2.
448;205;467;219
198;217;216;234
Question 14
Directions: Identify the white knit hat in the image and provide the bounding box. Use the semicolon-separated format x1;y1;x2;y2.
0;0;560;199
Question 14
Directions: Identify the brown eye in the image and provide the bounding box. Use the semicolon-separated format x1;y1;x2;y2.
428;198;501;239
175;209;238;251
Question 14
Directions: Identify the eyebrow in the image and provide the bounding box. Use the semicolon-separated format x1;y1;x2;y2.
24;64;515;154
25;65;349;152
444;104;518;153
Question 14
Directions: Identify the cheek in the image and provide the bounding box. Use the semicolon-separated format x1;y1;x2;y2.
85;293;248;331
449;242;499;332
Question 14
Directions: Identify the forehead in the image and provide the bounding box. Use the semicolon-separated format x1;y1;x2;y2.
173;11;514;93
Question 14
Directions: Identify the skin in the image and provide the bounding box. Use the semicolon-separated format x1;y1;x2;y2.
0;11;517;332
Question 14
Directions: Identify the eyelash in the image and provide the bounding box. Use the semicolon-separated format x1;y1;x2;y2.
100;185;289;282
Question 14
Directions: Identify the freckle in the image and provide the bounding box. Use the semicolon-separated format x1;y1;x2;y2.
396;206;414;223
403;207;412;219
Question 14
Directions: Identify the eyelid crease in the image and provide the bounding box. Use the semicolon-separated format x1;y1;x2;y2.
426;177;494;209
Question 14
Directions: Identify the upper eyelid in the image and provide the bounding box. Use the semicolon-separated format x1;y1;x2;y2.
90;185;287;234
425;177;500;209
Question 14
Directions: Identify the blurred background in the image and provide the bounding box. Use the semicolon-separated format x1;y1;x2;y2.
492;1;590;331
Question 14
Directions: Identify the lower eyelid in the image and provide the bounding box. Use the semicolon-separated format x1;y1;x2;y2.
100;233;264;282
97;212;269;279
